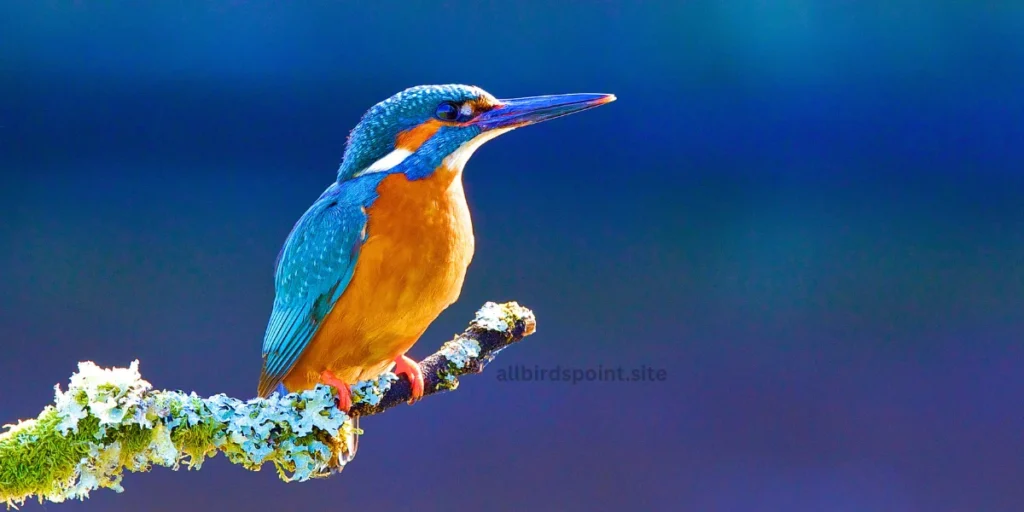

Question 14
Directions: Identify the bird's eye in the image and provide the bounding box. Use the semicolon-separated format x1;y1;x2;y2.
435;102;460;121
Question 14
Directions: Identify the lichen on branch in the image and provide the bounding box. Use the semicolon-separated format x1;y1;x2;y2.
0;301;536;508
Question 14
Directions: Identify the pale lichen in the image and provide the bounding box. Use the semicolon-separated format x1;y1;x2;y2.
351;372;398;407
436;336;482;390
440;336;482;368
471;301;512;332
0;301;538;507
0;361;359;508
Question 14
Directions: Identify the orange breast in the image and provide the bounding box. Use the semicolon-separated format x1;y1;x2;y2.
283;166;475;390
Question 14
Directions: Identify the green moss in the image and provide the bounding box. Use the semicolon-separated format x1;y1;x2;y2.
220;441;251;469
435;364;461;391
0;409;99;506
110;423;154;467
271;456;296;480
169;421;221;470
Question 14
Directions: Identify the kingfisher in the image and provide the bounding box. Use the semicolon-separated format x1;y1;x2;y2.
257;84;615;416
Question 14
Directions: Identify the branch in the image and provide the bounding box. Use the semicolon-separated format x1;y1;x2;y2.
0;302;536;508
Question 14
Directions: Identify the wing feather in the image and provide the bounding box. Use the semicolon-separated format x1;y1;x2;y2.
257;185;368;397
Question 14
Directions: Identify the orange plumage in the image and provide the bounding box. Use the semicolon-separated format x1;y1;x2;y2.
282;164;474;391
259;85;613;417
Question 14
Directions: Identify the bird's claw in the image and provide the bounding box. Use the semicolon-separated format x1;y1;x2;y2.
394;354;425;404
320;369;353;413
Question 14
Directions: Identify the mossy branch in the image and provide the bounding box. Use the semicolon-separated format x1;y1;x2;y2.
0;302;536;508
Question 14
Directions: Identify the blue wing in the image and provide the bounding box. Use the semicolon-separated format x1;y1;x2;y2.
257;181;372;397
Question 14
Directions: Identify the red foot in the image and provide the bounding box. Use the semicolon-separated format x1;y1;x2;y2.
394;354;424;403
320;370;353;413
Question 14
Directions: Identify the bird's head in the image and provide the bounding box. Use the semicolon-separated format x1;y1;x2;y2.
337;84;615;182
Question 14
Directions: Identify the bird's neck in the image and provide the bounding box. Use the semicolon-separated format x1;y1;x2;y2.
339;125;511;185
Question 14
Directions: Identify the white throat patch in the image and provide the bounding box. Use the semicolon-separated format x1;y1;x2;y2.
442;127;515;173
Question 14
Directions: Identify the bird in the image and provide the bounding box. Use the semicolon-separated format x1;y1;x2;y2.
257;84;615;418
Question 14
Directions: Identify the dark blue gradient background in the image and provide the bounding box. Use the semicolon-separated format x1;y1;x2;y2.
1;2;1022;511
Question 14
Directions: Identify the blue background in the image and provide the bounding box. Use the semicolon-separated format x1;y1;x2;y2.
2;1;1022;511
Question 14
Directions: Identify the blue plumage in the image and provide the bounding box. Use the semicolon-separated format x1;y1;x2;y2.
336;85;484;182
257;84;614;402
258;174;386;398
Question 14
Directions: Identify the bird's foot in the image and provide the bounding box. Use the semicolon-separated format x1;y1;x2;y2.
394;354;424;403
320;369;353;413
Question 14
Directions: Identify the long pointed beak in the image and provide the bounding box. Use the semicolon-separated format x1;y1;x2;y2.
474;93;616;130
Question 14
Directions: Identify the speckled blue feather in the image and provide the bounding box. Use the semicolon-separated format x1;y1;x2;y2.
258;173;387;397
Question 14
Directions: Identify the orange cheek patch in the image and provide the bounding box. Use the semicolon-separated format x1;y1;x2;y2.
396;119;443;152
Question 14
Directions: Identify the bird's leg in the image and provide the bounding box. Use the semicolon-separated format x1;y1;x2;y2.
393;354;425;403
320;369;353;413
